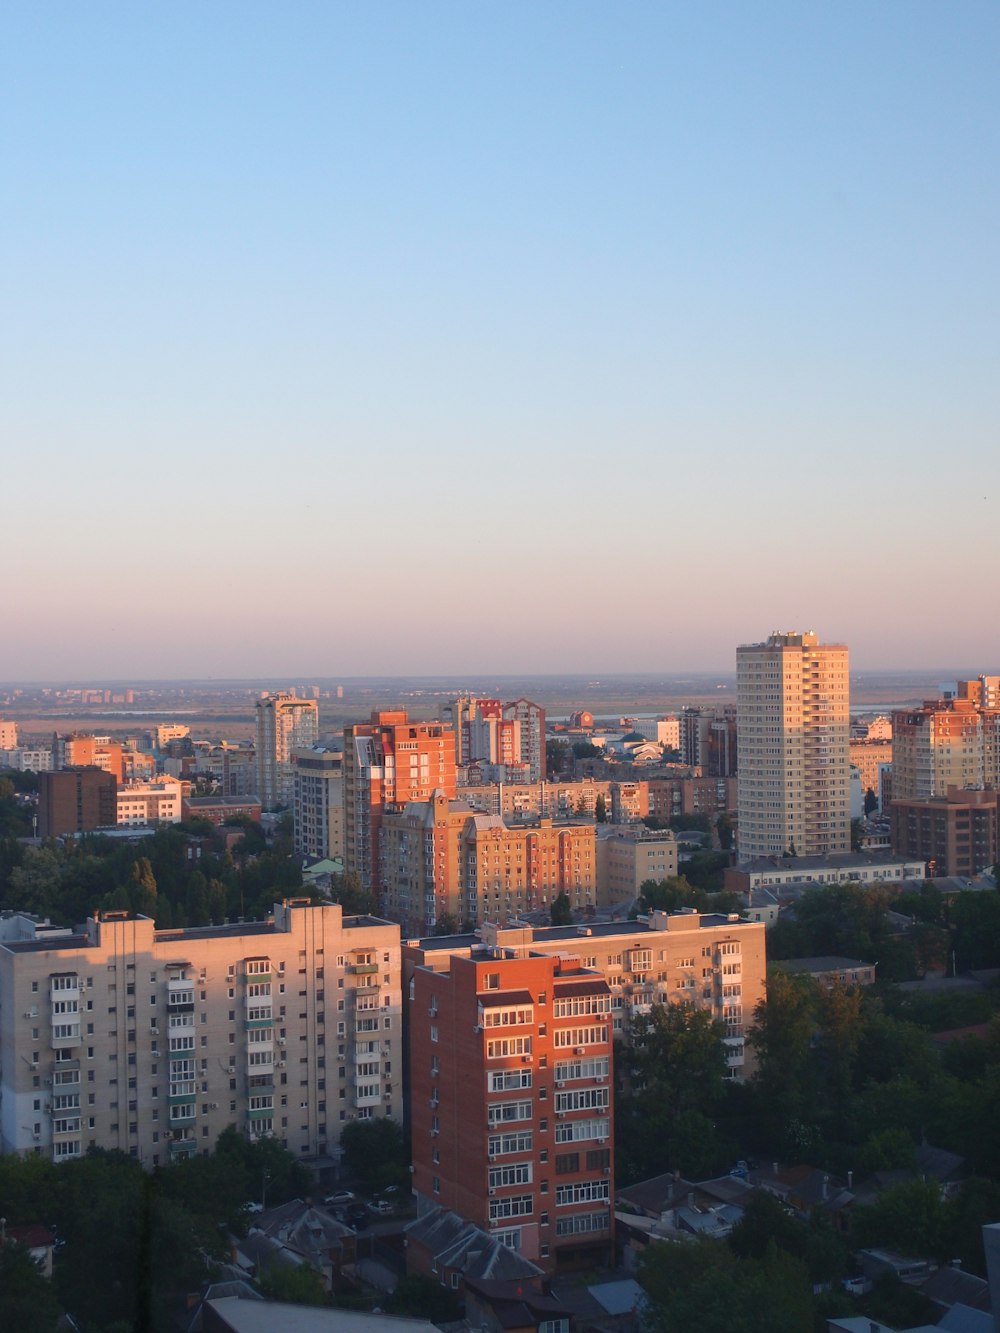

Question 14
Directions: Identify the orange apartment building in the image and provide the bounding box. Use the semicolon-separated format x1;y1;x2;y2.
343;711;457;899
408;951;614;1273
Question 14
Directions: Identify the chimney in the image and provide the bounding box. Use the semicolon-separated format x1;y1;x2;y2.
847;1171;854;1189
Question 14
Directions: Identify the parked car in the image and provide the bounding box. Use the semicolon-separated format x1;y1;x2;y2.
323;1190;355;1207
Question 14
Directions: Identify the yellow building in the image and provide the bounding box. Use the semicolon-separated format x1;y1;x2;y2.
737;631;850;860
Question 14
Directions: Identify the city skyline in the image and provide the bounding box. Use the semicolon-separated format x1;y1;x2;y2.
5;3;999;679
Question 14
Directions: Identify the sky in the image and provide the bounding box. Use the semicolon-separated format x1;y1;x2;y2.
3;2;999;679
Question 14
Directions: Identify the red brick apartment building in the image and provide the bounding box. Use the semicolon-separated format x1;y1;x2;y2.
409;952;614;1273
38;767;117;837
890;785;1000;877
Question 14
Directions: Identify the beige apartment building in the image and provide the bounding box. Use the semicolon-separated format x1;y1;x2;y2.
117;778;184;826
736;631;851;860
595;826;678;904
404;909;766;1077
0;899;402;1169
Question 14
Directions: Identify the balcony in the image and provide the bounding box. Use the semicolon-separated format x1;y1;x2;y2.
348;962;378;975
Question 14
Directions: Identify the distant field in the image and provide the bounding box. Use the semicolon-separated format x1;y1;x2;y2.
1;668;958;743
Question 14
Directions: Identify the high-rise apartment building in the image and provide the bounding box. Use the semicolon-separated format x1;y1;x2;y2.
408;950;615;1273
255;692;320;809
342;711;457;897
891;698;988;800
736;631;850;860
443;697;545;782
291;748;345;861
0;899;401;1167
502;699;546;783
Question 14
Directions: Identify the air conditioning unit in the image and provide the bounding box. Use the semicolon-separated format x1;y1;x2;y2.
430;1128;439;1137
556;1080;565;1088
429;1098;439;1109
488;1153;497;1162
43;1076;52;1085
521;1055;531;1063
473;1026;482;1034
603;1166;611;1175
489;1187;497;1196
277;1038;286;1046
209;1103;219;1110
151;1027;159;1036
574;1047;585;1055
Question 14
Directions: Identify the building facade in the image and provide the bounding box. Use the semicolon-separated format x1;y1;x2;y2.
255;693;320;809
889;786;1000;877
117;778;183;826
343;711;457;897
38;768;117;837
291;748;345;861
736;631;851;860
595;827;678;904
404;909;765;1072
409;951;614;1272
892;699;989;800
0;899;402;1168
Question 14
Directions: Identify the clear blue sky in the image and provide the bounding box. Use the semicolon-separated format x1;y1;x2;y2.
4;2;998;678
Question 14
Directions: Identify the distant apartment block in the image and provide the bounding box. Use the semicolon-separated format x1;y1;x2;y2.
117;778;183;827
380;795;598;935
680;706;738;777
723;852;926;897
890;785;1000;877
0;899;402;1167
595;827;678;904
0;718;18;749
255;692;319;809
181;796;263;826
849;738;893;802
291;748;344;861
343;711;457;897
38;768;117;838
645;774;738;819
737;631;851;860
56;735;126;782
443;697;546;783
0;747;54;773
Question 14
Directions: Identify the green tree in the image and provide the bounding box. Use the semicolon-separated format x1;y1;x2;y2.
0;1243;63;1333
339;1118;408;1193
747;971;818;1122
549;890;573;925
863;788;879;816
595;793;608;823
618;1002;729;1180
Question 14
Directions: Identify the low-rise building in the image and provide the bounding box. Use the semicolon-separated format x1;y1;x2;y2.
117;778;184;826
724;852;926;896
181;796;263;826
